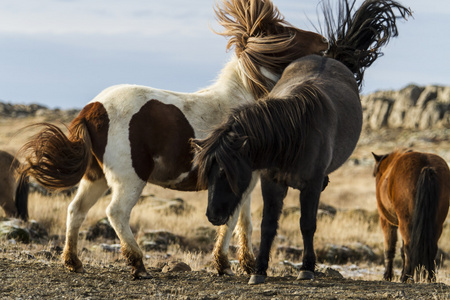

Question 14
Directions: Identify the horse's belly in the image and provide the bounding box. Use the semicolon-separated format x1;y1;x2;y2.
148;168;200;191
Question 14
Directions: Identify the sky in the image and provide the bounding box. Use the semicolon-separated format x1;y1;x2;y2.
0;0;449;109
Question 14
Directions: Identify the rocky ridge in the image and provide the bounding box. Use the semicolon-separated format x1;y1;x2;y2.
362;84;450;130
2;84;450;131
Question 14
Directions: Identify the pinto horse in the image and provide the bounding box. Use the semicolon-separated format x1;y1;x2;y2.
0;150;29;221
17;0;328;279
193;0;410;285
373;150;450;282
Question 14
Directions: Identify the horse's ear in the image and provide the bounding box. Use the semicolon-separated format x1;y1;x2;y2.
372;152;382;162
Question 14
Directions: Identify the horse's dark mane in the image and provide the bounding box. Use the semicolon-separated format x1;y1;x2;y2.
321;0;411;88
194;81;323;192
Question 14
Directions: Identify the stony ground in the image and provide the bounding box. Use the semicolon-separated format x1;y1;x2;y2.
1;115;450;299
2;256;450;300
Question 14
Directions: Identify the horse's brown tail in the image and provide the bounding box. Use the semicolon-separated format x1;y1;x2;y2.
410;167;439;281
322;0;412;88
19;119;92;191
15;172;29;221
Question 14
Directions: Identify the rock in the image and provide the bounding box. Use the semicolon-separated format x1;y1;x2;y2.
317;266;345;279
27;220;48;241
161;261;191;273
184;226;216;252
276;246;303;260
0;220;31;243
137;230;184;252
316;243;379;264
361;84;450;129
99;243;121;253
86;218;118;241
142;196;194;215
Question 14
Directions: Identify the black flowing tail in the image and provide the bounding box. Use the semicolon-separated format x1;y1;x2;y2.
410;167;439;281
322;0;411;88
15;172;29;221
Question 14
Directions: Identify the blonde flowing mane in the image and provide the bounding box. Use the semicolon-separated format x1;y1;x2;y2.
214;0;326;98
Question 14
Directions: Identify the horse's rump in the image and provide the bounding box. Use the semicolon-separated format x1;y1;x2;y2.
374;150;450;281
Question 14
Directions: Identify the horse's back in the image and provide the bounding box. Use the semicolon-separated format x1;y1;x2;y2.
270;55;362;175
384;151;450;220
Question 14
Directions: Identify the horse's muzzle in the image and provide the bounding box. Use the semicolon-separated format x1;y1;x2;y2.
206;213;229;226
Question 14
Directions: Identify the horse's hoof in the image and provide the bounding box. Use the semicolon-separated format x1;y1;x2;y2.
66;265;85;273
297;270;315;280
221;268;235;276
133;271;152;280
248;274;266;285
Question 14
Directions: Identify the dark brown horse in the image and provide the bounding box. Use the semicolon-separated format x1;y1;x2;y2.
373;150;450;282
0;150;29;221
193;0;410;285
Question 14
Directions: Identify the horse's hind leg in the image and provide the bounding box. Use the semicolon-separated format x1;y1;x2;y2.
297;176;323;280
63;177;108;273
106;178;147;279
380;217;397;281
249;173;287;285
399;222;413;282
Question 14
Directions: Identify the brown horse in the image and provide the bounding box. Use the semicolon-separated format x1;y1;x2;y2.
373;150;450;282
0;150;29;221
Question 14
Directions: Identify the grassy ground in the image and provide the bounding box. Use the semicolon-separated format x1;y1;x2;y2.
1;116;450;284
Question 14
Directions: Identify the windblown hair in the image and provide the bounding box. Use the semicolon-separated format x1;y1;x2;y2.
322;0;411;88
18;120;92;190
215;0;322;98
194;81;323;193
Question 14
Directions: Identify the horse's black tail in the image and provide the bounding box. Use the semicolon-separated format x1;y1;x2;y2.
15;172;29;221
410;167;439;281
321;0;411;88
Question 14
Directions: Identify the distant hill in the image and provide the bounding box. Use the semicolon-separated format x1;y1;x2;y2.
361;85;450;130
2;84;450;130
0;102;79;121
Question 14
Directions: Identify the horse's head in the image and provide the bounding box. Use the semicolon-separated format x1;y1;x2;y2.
288;28;329;57
214;0;329;99
203;156;253;226
192;130;253;226
372;152;389;177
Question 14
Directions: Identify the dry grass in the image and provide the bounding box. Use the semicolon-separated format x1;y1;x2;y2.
1;116;450;284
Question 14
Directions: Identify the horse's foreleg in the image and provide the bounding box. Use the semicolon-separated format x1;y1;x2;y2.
380;217;397;281
63;177;108;273
236;173;259;274
297;177;322;280
106;179;147;279
213;210;240;275
236;195;255;274
213;173;258;276
249;173;287;285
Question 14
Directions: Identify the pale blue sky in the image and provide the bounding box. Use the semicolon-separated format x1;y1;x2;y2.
0;0;448;109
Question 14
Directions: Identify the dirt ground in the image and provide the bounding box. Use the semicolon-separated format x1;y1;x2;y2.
1;116;450;299
1;255;450;300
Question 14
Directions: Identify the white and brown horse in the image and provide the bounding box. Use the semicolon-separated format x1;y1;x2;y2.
0;150;29;221
18;0;328;278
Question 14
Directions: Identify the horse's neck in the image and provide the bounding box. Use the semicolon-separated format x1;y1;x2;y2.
185;56;263;137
